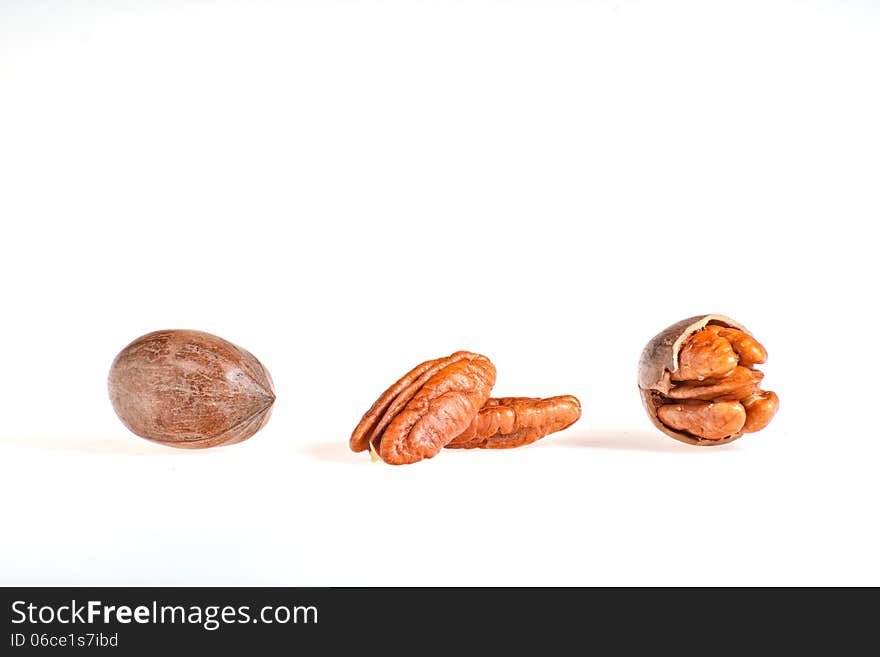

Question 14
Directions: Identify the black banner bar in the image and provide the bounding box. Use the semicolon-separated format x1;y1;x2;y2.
1;587;872;652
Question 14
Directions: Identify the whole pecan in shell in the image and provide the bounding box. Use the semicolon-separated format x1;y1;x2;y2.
350;351;496;465
638;315;778;445
446;395;581;449
108;329;275;449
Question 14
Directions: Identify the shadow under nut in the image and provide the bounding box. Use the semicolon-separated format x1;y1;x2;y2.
108;329;275;449
638;315;776;446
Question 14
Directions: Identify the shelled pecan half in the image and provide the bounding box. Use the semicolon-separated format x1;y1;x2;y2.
350;351;496;465
446;396;581;449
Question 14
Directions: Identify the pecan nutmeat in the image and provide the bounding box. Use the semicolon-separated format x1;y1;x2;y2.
350;351;496;465
446;396;581;449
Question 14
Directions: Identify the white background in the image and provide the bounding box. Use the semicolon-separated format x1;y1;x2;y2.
1;1;878;586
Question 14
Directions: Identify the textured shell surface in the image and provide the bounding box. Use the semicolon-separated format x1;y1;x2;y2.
108;329;275;449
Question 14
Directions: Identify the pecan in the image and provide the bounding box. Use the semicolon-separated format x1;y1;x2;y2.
657;400;746;441
741;390;779;433
638;315;779;445
108;330;275;449
707;325;767;367
672;329;738;381
666;366;763;401
446;395;581;449
350;351;496;465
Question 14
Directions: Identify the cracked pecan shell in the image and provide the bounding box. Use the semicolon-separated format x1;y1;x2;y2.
638;314;778;445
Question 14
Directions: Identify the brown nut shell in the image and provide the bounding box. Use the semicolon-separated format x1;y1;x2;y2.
638;315;775;445
108;329;275;449
350;351;496;465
